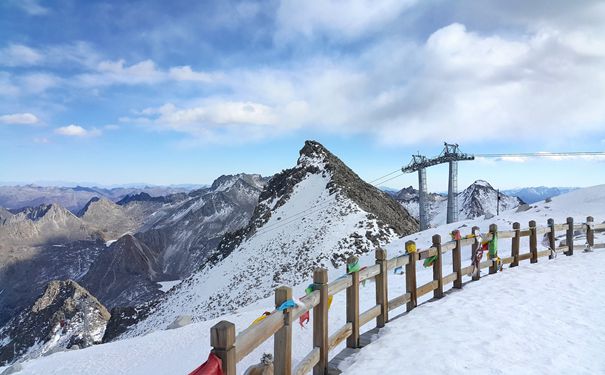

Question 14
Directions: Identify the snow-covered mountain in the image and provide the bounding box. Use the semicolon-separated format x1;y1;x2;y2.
0;280;110;366
503;186;578;204
133;173;266;277
6;184;603;375
122;141;418;337
396;180;522;226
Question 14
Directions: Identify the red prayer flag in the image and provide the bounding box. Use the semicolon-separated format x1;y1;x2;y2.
188;352;223;375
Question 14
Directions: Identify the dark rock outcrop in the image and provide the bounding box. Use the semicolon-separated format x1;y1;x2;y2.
80;234;166;309
0;280;110;366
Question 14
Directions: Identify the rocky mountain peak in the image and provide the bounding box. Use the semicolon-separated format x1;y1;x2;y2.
116;192;167;205
78;196;113;217
123;141;417;336
0;280;110;366
210;173;266;192
470;180;493;189
298;140;332;165
0;207;14;224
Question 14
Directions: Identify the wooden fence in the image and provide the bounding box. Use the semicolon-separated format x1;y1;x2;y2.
208;216;605;375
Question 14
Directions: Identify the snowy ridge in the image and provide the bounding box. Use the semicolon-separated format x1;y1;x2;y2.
122;141;416;337
124;173;395;337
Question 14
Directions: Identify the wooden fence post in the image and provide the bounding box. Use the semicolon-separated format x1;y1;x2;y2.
211;321;236;375
405;241;417;312
346;256;360;348
489;224;498;274
375;248;388;328
529;220;538;264
586;216;594;252
274;286;292;375
313;268;329;375
566;217;574;256
471;226;481;281
432;234;444;298
547;218;556;259
452;230;462;289
511;222;520;267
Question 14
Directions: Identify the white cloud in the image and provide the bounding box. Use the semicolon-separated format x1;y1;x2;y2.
0;113;39;125
12;0;49;16
54;124;101;137
76;60;214;87
129;101;282;143
169;66;215;82
0;44;43;67
20;73;60;93
275;0;416;42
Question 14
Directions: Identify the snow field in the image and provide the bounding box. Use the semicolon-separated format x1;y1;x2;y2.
339;249;605;375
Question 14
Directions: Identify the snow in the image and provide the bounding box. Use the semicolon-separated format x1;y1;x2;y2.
9;185;605;374
157;280;181;293
123;170;394;337
340;250;605;375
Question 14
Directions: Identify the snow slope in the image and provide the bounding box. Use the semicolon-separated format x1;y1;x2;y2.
4;185;604;374
119;141;415;338
340;250;605;375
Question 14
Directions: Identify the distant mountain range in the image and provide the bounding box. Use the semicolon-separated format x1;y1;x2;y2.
0;184;202;213
502;186;578;204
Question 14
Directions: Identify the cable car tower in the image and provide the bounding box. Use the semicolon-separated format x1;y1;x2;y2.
402;143;474;230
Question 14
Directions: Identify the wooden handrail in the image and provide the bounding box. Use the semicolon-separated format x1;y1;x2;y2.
358;264;380;282
209;217;603;374
328;275;351;296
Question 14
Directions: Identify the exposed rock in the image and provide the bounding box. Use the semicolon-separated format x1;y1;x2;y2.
516;204;531;212
79;234;166;309
102;304;154;343
0;280;109;366
0;203;101;246
0;240;105;327
134;173;266;277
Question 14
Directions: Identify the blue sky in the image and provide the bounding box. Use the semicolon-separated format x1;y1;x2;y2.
1;0;604;191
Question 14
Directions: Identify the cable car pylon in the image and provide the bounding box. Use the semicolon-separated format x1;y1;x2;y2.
402;143;474;230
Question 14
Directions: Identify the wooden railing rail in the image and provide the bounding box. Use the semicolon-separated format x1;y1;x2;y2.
209;216;603;374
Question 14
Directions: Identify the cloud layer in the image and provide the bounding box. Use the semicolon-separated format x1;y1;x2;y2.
2;0;604;146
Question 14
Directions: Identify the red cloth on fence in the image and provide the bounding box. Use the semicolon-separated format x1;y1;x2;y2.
188;352;223;375
299;310;310;327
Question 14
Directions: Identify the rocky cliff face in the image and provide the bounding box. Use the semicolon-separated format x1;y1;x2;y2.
123;141;418;337
133;173;266;277
79;234;165;309
0;203;100;246
0;241;104;327
0;280;110;366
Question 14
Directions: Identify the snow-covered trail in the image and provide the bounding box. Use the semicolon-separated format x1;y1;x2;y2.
340;249;605;375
